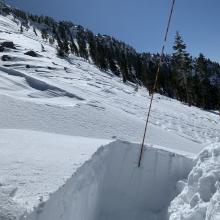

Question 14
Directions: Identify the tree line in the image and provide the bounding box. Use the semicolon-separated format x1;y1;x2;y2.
1;2;220;110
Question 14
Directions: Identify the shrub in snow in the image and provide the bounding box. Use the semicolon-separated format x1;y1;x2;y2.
0;45;4;52
1;41;15;49
24;50;40;57
169;143;220;220
2;55;12;61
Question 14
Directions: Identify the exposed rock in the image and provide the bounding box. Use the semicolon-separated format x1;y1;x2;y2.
47;66;56;70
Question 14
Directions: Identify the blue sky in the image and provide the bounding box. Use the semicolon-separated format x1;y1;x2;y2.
5;0;220;62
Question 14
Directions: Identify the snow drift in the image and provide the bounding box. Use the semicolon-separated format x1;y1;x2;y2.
22;141;193;220
169;143;220;220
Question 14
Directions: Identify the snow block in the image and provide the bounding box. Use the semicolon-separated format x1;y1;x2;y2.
169;143;220;220
22;141;193;220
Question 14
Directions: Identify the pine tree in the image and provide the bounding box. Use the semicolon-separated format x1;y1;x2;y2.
49;37;54;45
184;55;193;105
65;24;78;55
20;24;23;33
118;53;128;83
54;23;70;56
58;23;69;54
107;49;118;75
195;53;207;77
0;0;5;15
33;27;38;36
77;31;88;59
41;44;46;52
171;32;192;103
53;25;65;57
41;29;48;41
87;31;96;63
95;40;107;70
195;53;209;108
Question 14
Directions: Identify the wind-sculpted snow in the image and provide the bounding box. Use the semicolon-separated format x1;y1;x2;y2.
0;66;84;100
0;13;219;146
22;141;193;220
169;143;220;220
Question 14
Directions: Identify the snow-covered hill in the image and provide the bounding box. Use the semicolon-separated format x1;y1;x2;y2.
0;14;220;220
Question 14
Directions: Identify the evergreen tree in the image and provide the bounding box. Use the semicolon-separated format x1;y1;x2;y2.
87;31;96;63
20;24;23;33
56;46;65;57
0;0;5;14
195;53;209;108
171;32;192;103
41;29;48;41
76;31;88;59
107;47;118;74
49;37;54;45
195;53;207;77
41;44;46;52
96;38;108;70
65;24;78;55
33;27;38;36
57;23;69;55
118;53;128;83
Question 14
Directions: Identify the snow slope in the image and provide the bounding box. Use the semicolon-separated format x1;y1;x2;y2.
0;13;219;220
0;16;218;148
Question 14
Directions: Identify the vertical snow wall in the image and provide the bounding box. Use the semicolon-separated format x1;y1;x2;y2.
22;140;193;220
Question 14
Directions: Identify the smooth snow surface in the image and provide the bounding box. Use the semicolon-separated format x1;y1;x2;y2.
22;141;193;220
0;129;109;219
169;143;220;220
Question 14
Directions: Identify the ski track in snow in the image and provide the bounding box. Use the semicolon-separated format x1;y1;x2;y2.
0;14;219;219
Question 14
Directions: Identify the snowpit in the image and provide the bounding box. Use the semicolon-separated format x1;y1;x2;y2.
22;140;193;220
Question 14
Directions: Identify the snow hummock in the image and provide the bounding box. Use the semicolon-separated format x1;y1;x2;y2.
21;141;193;220
169;143;220;220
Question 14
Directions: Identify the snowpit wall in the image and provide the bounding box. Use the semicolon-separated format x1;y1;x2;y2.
22;141;193;220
